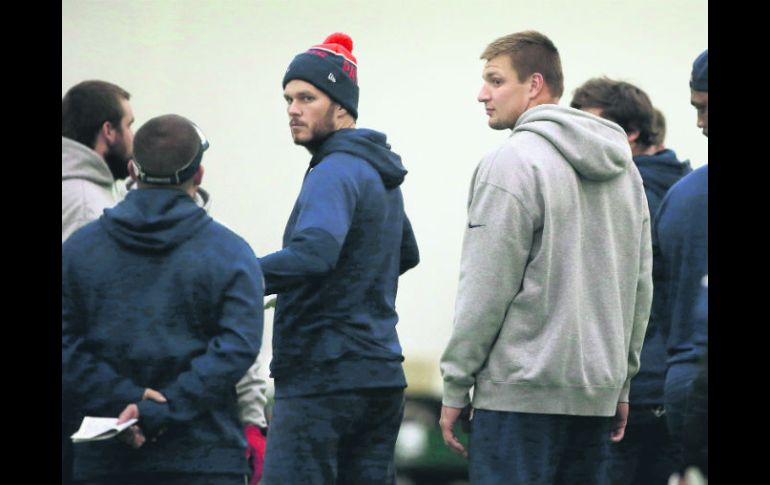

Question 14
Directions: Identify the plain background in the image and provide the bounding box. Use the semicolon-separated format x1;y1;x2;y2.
63;0;708;396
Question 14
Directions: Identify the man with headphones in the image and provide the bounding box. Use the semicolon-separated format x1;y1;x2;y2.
62;114;265;485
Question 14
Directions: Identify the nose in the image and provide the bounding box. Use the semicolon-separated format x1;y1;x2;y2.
477;85;490;103
287;100;301;117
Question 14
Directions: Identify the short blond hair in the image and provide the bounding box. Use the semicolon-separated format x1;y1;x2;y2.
481;31;564;98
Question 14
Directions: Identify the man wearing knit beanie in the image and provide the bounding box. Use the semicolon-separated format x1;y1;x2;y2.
63;114;264;485
259;32;420;484
652;48;708;480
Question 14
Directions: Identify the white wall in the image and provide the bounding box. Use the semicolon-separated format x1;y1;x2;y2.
63;0;708;395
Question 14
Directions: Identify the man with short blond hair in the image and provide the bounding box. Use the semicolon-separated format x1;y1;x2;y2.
439;31;652;484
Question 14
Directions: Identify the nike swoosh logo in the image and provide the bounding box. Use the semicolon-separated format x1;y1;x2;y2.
468;223;486;228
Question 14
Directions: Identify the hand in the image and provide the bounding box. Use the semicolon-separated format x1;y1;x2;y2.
116;403;145;449
439;405;468;458
244;424;267;485
143;388;167;403
610;402;629;442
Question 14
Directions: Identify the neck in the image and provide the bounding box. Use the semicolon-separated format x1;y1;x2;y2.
530;90;560;109
92;137;108;159
135;181;197;199
335;116;356;131
632;143;659;156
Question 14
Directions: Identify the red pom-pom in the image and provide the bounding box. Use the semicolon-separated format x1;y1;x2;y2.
324;32;353;53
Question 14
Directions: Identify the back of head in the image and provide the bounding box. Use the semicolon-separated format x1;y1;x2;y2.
690;49;708;92
570;77;656;147
283;32;360;119
650;108;666;148
132;114;208;186
481;30;564;98
62;80;130;148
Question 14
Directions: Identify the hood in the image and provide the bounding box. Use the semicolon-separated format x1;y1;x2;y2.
99;189;211;253
310;128;408;188
634;149;693;196
513;105;632;182
62;136;113;186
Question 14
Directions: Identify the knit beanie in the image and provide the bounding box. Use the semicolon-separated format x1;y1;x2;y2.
690;49;708;92
283;32;359;119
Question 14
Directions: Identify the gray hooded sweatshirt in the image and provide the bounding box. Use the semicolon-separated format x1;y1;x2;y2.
62;137;120;242
441;104;652;417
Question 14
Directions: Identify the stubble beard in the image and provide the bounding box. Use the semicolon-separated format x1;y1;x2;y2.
104;134;131;180
488;115;515;131
293;104;337;152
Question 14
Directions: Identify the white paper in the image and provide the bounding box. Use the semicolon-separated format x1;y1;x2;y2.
70;416;139;443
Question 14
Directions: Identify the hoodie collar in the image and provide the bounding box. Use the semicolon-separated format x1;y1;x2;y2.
308;128;408;188
100;189;211;252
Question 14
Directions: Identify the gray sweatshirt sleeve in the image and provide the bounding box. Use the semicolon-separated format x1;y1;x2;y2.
440;178;535;408
236;356;269;428
620;213;653;402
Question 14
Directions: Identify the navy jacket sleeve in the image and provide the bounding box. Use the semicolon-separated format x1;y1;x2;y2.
137;256;264;434
400;214;419;274
260;157;358;294
62;262;145;414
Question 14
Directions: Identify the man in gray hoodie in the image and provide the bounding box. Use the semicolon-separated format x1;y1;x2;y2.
439;31;653;484
62;80;136;242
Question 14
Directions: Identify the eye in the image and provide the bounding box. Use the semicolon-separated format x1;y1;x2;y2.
301;95;315;102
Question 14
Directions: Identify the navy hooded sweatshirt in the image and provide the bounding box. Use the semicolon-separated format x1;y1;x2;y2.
62;188;263;479
630;149;692;405
651;165;708;373
259;128;419;398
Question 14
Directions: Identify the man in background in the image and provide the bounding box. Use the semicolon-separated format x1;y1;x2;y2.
62;80;135;242
653;48;708;476
571;77;692;484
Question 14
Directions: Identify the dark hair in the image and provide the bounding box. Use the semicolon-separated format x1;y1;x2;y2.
133;114;202;185
650;108;666;147
481;31;564;98
62;80;130;149
570;77;656;147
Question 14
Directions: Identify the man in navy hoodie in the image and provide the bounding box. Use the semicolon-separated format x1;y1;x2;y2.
62;114;264;485
259;32;419;485
571;78;692;485
655;48;708;473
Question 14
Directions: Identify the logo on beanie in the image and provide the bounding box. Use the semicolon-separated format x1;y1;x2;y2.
283;32;360;119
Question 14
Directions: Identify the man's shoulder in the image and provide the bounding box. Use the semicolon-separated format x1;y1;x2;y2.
309;152;381;190
198;219;258;258
665;164;708;201
316;151;373;173
477;136;544;182
62;219;107;256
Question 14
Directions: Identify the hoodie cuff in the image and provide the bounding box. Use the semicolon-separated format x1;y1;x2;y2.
137;399;170;437
618;379;631;403
442;382;472;409
112;381;146;413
